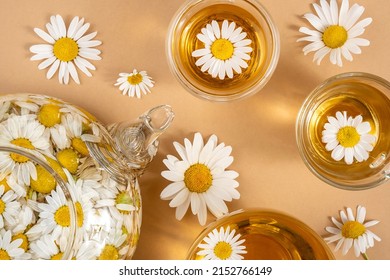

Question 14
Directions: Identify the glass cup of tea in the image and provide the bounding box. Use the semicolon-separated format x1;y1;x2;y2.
186;208;334;260
296;72;390;190
166;0;280;102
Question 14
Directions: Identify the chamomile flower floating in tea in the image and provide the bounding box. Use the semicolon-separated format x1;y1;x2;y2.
297;0;372;66
192;20;253;80
325;205;380;258
321;111;376;165
196;226;246;260
160;132;240;226
114;69;154;98
30;14;102;84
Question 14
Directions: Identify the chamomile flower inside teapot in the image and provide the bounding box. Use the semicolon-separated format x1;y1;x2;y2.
0;93;174;260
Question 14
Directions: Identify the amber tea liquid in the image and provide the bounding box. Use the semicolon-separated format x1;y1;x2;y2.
307;82;390;182
176;4;269;96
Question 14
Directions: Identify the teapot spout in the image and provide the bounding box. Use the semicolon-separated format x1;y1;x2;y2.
110;105;174;174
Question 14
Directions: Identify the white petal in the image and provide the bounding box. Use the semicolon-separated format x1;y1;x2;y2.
313;46;331;65
55;14;67;37
169;188;190;208
356;122;371;134
67;61;80;84
175;196;190;220
211;20;220;39
67;16;80;38
221;20;229;39
319;0;333;25
364;220;380;228
303;41;325;55
331;145;345;161
192;48;211;58
325;139;339;151
34;28;55;44
354;144;368;161
73;23;90;41
161;170;184;182
190;192;200;214
197;33;212;45
46;59;60;79
303;13;326;32
342;238;353;255
339;0;350;26
195;53;212;66
344;4;365;30
38;56;56;70
329;0;339;25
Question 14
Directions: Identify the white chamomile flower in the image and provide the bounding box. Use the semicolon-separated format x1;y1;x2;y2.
297;0;372;66
114;69;154;98
197;226;246;260
0;115;50;185
160;132;240;226
321;111;376;164
27;185;71;241
0;230;31;260
192;20;253;80
97;227;129;260
0;185;20;228
30;234;66;260
325;205;380;258
30;14;102;84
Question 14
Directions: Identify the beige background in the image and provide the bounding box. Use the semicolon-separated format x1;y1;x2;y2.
1;0;389;260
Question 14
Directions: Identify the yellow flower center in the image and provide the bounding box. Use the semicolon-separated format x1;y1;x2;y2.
53;37;79;62
10;138;35;163
57;148;79;174
0;199;5;215
98;244;119;260
322;25;348;49
54;205;70;227
0;178;11;193
211;39;234;60
71;137;89;157
75;201;84;227
0;249;11;260
51;252;63;260
337;126;360;148
30;165;56;194
12;234;29;252
127;74;143;85
30;157;68;194
214;241;233;260
38;104;62;128
115;191;133;214
184;163;212;193
341;221;366;239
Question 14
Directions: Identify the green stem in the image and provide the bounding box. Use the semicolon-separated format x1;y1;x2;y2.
362;253;369;260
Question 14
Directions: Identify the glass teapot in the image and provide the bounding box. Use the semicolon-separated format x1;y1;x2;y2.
0;93;174;260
